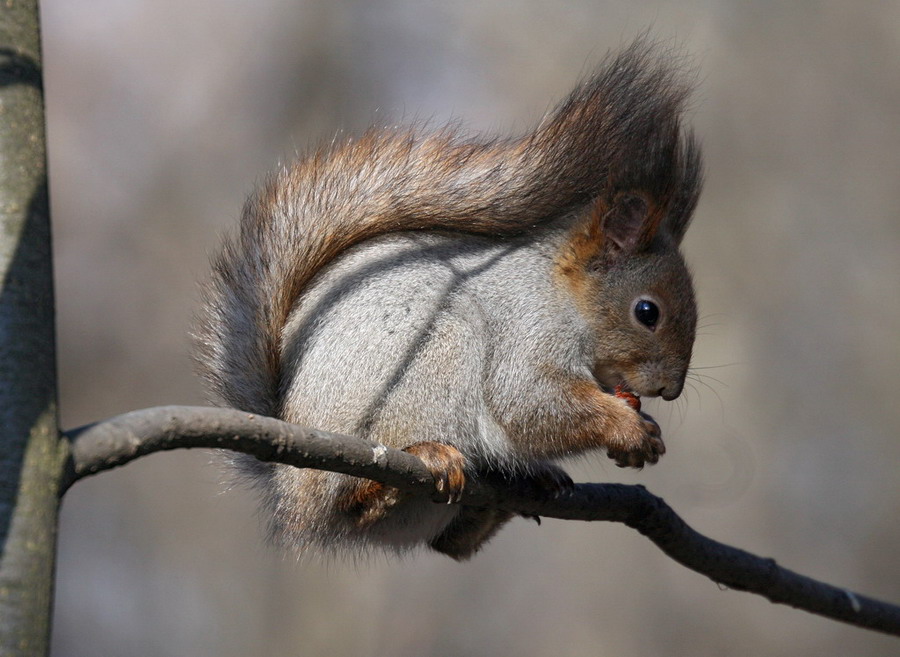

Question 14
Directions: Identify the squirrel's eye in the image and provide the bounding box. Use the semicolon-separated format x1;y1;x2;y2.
634;299;660;330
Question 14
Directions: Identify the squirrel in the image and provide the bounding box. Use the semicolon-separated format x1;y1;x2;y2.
194;38;702;561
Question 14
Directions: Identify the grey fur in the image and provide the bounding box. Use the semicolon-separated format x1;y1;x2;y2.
268;225;589;553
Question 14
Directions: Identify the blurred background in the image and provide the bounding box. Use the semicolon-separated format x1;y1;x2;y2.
41;1;899;656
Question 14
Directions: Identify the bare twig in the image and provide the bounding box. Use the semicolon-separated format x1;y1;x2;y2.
63;405;900;637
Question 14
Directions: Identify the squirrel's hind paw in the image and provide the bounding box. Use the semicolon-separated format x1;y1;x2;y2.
404;441;467;504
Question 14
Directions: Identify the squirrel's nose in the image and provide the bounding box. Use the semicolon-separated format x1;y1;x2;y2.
658;378;685;401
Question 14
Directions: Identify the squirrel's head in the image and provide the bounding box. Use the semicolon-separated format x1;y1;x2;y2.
557;181;700;401
586;118;702;401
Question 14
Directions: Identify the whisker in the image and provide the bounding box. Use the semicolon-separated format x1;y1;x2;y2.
688;371;729;389
696;312;731;332
685;370;726;420
675;390;689;421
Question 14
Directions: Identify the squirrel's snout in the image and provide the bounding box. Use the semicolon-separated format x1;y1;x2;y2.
658;372;686;400
640;371;686;401
659;383;683;401
628;364;687;401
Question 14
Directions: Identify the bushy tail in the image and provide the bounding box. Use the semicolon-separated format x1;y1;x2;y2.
193;38;702;417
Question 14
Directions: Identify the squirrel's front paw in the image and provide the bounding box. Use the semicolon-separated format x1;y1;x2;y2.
606;411;665;469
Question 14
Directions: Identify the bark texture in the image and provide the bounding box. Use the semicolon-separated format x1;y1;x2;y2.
0;3;64;656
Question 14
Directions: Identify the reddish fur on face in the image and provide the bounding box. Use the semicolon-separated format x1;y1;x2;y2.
553;186;675;321
553;207;605;314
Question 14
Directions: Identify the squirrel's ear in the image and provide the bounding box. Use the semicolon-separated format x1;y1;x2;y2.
599;192;661;254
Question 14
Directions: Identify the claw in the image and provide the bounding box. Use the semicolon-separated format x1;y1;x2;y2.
403;442;466;504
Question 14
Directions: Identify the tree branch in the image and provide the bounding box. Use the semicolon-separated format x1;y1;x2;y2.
62;405;900;637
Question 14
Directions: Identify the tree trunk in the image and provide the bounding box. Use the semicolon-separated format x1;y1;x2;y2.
0;2;63;656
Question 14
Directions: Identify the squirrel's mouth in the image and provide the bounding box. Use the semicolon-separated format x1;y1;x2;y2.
604;381;642;412
592;364;627;394
593;367;642;411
